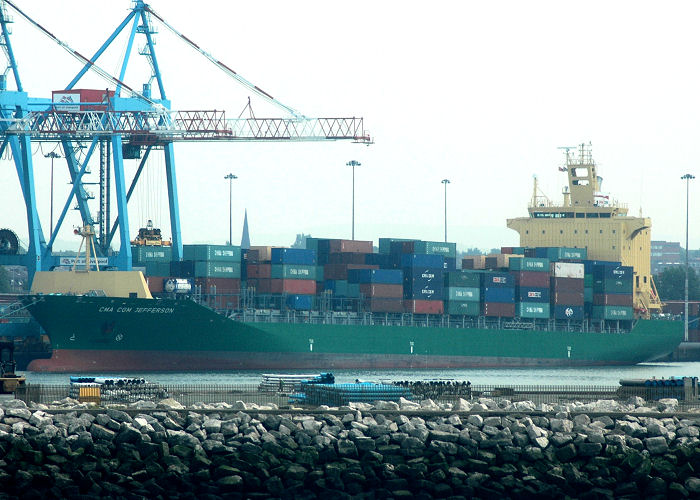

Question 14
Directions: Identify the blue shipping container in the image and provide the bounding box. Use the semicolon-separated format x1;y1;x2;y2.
481;272;515;288
347;268;403;285
286;294;313;310
403;267;442;283
400;253;444;269
553;304;584;320
364;253;394;268
582;259;622;274
483;286;515;303
404;284;444;300
271;248;317;265
443;257;457;271
324;279;348;296
592;264;634;281
517;286;550;303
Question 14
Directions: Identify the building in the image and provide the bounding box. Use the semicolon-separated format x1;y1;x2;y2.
651;241;682;275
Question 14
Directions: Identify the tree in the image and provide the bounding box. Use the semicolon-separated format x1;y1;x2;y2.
654;266;700;301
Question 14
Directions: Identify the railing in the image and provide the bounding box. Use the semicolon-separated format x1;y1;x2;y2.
13;383;700;410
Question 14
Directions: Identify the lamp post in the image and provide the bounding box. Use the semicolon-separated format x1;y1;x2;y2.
682;173;694;342
44;151;61;237
441;179;450;242
224;173;237;245
346;160;361;240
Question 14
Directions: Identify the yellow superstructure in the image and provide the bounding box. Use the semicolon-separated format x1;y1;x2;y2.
507;143;661;317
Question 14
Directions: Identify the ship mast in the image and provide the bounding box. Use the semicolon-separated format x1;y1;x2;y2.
71;225;100;273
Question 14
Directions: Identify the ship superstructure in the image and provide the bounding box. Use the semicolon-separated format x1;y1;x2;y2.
507;143;661;316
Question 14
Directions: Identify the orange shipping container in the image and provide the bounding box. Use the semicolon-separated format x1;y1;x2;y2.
270;279;316;294
359;283;403;298
404;299;444;314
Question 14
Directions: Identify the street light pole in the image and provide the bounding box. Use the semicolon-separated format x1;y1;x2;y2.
441;179;450;242
44;151;61;237
346;161;361;240
224;173;237;245
682;173;694;342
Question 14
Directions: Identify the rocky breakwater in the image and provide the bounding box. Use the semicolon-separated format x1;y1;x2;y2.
0;397;700;498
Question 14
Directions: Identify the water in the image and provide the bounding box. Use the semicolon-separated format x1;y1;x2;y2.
18;361;700;387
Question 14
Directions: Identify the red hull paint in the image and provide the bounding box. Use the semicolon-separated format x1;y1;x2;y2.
27;348;636;373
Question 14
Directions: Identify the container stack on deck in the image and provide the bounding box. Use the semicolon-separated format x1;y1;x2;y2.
153;238;635;322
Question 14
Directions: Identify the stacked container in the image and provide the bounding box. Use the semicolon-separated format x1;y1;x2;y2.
591;264;634;320
132;245;172;277
444;270;481;316
348;269;404;313
482;271;515;317
413;240;458;271
310;239;376;306
550;262;584;320
402;253;445;314
270;248;317;300
509;257;550;319
174;244;242;308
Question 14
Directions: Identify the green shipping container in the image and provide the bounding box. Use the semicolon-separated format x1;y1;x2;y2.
584;287;593;303
584;274;593;287
546;247;587;261
444;270;481;288
305;237;320;253
517;302;550;319
447;287;480;302
194;261;241;278
508;257;550;272
593;278;633;294
132;246;172;263
414;241;457;258
271;264;318;280
184;244;241;262
347;283;360;298
379;237;414;254
591;305;634;320
316;266;324;282
144;261;171;277
445;301;480;316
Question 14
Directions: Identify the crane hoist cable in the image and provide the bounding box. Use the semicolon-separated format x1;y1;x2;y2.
3;0;154;106
144;5;306;120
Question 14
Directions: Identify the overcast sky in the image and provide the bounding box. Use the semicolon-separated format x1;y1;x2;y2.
1;0;699;252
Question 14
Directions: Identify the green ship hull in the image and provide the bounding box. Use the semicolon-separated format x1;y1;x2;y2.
24;295;684;372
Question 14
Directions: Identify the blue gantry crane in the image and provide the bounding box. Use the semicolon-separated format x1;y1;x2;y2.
0;0;369;283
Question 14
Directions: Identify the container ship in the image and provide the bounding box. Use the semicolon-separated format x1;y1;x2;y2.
23;223;683;372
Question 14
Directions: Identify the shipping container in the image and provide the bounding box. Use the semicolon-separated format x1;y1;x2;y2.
553;305;584;320
482;272;515;288
379;238;414;254
584;274;593;287
551;276;584;292
364;298;404;313
517;302;550;319
146;276;168;293
443;257;457;271
286;294;313;310
194;261;241;278
582;259;622;274
551;262;585;279
246;249;260;263
517;286;550;303
535;247;587;261
511;271;551;288
328;252;368;265
270;247;317;266
663;301;700;316
462;255;485;270
184;244;241;262
132;245;172;263
347;268;403;285
447;287;480;302
445;300;480;316
591;305;634;320
485;254;519;270
483;302;515;317
194;277;241;293
444;270;481;288
508;257;550;272
551;291;584;306
323;263;379;280
592;265;634;281
403;282;444;300
359;283;403;298
400;253;444;269
144;262;171;277
413;241;457;258
593;278;634;294
329;239;373;254
584;287;593;303
246;263;271;279
404;299;444;314
271;264;317;280
390;240;417;255
324;280;348;297
270;279;316;295
593;293;633;307
170;260;194;278
364;253;394;268
483;287;515;303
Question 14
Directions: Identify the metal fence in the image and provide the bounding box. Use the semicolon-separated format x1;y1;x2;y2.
12;382;700;409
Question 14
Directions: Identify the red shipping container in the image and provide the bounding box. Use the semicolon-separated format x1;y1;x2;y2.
146;276;167;293
552;291;584;306
248;278;271;293
483;302;516;317
324;263;378;280
270;279;316;294
359;283;403;298
329;239;373;254
512;271;551;288
246;249;260;263
551;277;584;292
364;298;404;313
501;246;514;255
195;277;241;293
404;299;444;314
593;293;633;307
248;264;271;278
328;252;368;265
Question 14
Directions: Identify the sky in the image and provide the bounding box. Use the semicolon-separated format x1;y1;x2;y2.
1;0;700;253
